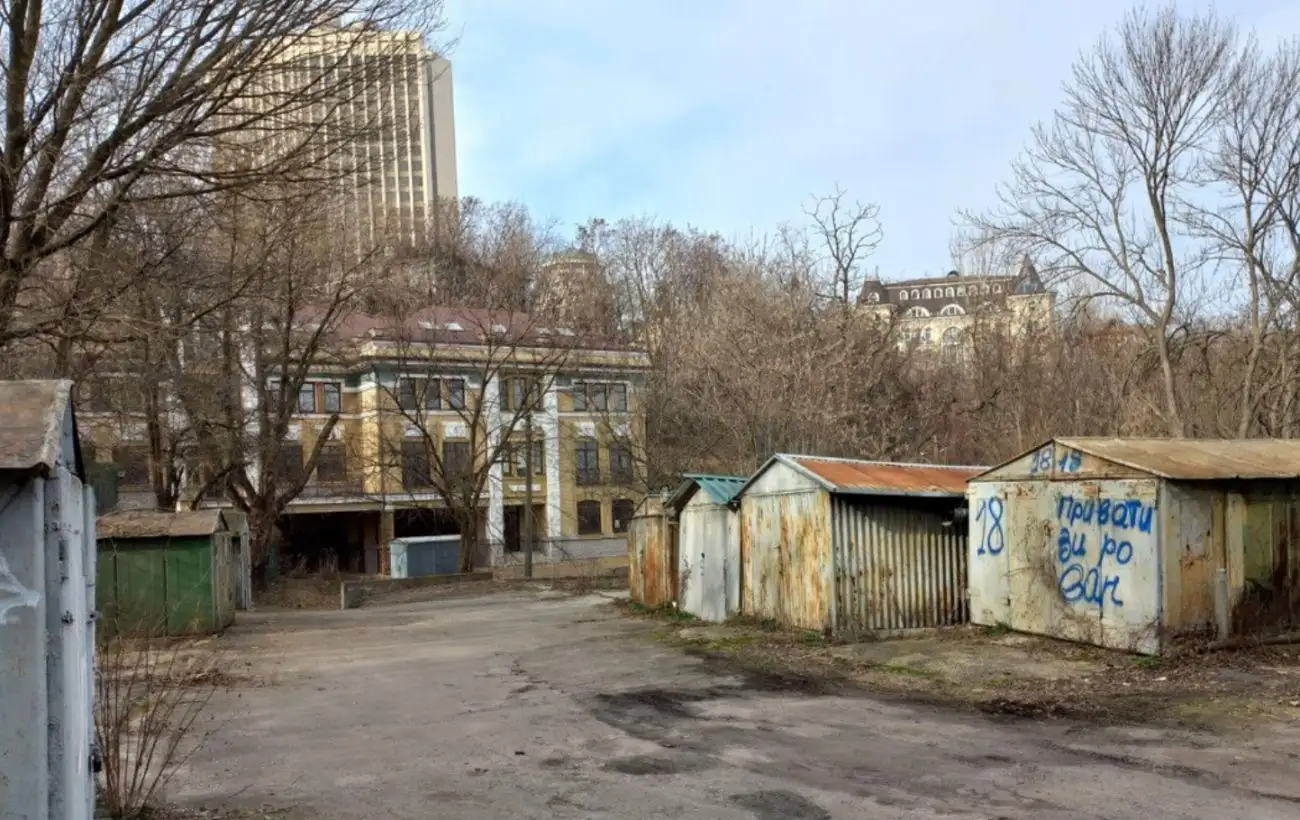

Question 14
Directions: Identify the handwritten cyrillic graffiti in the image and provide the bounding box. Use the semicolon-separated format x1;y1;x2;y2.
1053;493;1148;610
1055;495;1153;533
975;497;1005;556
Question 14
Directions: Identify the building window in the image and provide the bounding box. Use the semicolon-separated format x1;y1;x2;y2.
315;440;347;483
573;381;626;412
868;292;880;302
911;289;920;299
905;306;930;318
398;378;418;411
577;500;602;535
116;445;150;487
401;440;433;489
939;304;966;316
276;442;304;486
575;439;600;485
446;378;466;410
956;285;966;296
922;288;931;299
503;376;540;412
442;439;471;482
322;382;342;413
897;291;907;302
505;440;544;477
609;442;634;484
993;284;1003;293
981;284;991;294
398;377;463;412
942;327;964;348
297;384;317;414
612;499;634;533
945;287;955;298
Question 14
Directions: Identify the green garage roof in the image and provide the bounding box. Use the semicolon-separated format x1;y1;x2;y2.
669;473;747;509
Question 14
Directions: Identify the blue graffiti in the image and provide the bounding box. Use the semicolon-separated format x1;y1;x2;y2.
1030;445;1054;475
1055;495;1153;533
1059;564;1124;607
975;497;1005;556
1057;448;1082;473
1055;508;1137;610
1031;445;1082;475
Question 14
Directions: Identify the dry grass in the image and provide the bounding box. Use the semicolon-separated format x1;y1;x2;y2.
624;604;1300;731
95;635;234;819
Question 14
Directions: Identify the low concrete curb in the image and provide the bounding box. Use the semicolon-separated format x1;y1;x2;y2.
340;571;494;609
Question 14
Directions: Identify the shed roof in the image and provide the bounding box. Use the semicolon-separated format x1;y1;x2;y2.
667;473;747;509
0;379;82;476
1052;437;1300;481
736;454;983;500
98;509;226;540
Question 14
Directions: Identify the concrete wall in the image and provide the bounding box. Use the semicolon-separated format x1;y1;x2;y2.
969;477;1163;654
677;492;739;623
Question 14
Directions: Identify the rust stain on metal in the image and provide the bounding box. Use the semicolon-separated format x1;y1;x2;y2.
1056;437;1300;481
791;457;979;497
628;497;675;607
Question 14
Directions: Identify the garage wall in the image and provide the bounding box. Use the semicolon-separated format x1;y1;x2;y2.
969;478;1163;654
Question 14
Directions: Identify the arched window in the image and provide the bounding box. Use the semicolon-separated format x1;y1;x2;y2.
911;289;921;299
993;284;1003;293
905;306;931;318
945;287;955;298
922;288;932;299
612;499;635;533
868;292;880;303
922;328;933;343
897;291;907;302
956;285;966;296
939;304;966;317
942;327;963;346
577;500;602;535
981;284;991;294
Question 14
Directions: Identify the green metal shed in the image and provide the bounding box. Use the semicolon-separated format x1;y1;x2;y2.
96;509;238;636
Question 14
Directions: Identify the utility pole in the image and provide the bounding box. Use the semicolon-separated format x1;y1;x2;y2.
523;397;535;580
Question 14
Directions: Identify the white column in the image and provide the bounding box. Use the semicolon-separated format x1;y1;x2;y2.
238;335;261;494
542;384;562;539
484;374;504;565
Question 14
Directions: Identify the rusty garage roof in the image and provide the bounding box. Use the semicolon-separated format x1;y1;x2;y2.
1056;437;1300;481
0;379;81;476
738;454;983;500
98;509;228;540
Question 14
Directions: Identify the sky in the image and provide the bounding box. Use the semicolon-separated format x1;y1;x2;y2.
443;0;1300;279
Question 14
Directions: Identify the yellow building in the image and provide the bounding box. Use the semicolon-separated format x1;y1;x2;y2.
858;256;1054;351
82;308;650;574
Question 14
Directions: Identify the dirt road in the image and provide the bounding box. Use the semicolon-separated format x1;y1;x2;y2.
171;590;1300;819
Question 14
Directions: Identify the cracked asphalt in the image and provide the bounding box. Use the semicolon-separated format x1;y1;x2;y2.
171;589;1300;819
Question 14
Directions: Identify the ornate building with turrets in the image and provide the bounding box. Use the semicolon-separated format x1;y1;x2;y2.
857;256;1054;351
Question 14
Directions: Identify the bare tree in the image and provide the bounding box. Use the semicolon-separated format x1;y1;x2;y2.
963;7;1239;436
804;185;883;304
0;0;444;348
170;190;385;569
372;307;578;571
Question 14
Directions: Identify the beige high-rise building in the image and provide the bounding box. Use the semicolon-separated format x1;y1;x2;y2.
251;23;459;247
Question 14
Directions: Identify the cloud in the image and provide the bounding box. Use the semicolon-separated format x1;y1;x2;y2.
446;0;1300;276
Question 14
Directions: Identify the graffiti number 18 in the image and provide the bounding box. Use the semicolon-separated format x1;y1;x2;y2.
975;497;1005;556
